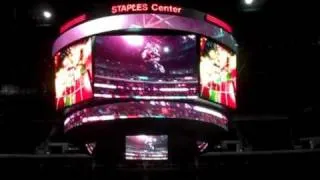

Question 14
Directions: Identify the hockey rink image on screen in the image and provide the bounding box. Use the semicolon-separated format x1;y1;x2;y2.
200;37;237;108
94;35;198;99
54;38;93;109
125;135;168;160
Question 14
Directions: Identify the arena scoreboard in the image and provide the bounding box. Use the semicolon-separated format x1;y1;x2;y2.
53;3;238;140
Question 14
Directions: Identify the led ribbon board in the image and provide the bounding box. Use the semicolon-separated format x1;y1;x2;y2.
64;101;228;132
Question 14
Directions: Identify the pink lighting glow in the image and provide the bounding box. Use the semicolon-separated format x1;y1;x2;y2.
123;35;144;46
53;14;236;55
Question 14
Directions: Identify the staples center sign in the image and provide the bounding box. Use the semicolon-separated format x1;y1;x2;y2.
111;3;183;14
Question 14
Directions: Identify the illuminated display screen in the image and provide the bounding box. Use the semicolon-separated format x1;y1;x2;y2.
64;101;228;132
53;14;237;55
200;37;237;109
94;35;198;99
111;3;182;14
125;135;168;160
54;38;93;109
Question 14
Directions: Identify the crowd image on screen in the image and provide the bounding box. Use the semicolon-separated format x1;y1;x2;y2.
200;37;237;108
125;135;168;160
93;35;198;99
54;38;93;109
64;101;228;132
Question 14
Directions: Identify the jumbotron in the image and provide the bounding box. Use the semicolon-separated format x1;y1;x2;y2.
53;2;237;163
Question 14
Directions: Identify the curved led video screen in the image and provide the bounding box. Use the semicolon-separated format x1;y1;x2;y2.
126;135;168;160
54;37;93;109
94;35;198;100
64;101;228;132
200;37;237;109
52;13;237;55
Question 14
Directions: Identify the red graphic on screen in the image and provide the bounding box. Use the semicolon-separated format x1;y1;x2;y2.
200;37;237;108
54;38;93;109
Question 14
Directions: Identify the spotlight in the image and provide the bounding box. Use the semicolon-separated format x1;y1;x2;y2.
241;0;266;12
42;10;52;19
188;34;196;40
244;0;254;5
123;35;144;46
163;46;170;53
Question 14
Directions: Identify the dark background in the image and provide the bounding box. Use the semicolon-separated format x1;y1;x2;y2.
1;0;318;152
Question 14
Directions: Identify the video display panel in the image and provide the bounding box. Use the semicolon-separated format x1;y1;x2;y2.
125;135;168;160
64;101;228;132
54;38;93;109
53;14;237;55
94;35;198;99
200;37;237;108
